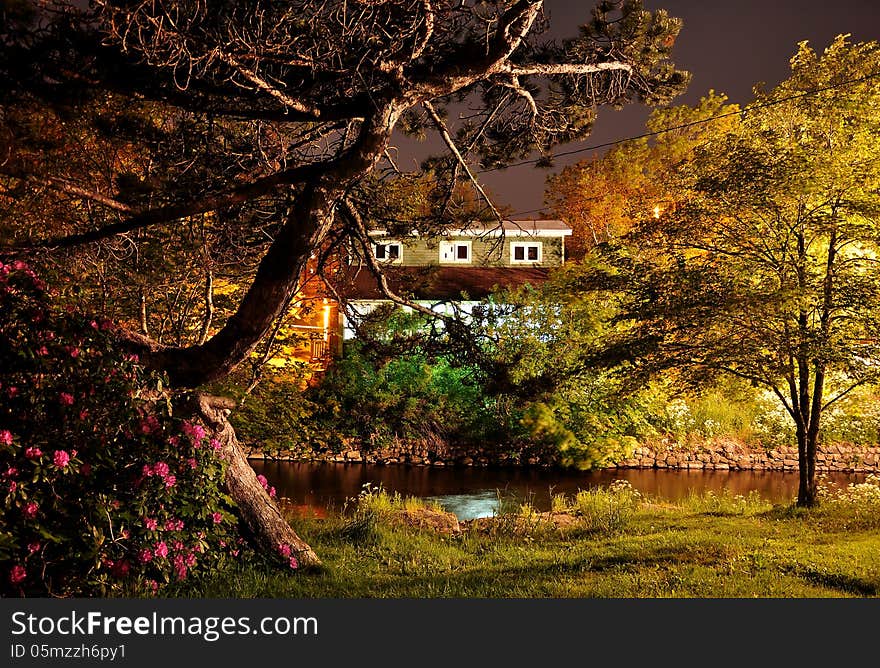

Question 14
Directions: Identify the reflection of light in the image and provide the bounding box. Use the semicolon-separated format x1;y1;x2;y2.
653;205;662;219
322;299;330;340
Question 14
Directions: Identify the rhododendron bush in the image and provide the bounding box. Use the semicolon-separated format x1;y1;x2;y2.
0;262;243;596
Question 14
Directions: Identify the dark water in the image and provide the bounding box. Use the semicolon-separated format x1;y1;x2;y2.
250;460;867;520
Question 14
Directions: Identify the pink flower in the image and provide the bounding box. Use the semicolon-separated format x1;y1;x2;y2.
0;430;12;446
154;541;168;558
173;554;187;580
9;564;26;585
210;438;222;452
173;540;184;552
8;481;16;493
164;474;177;489
139;416;159;435
3;466;17;479
142;464;154;477
182;421;206;444
185;552;196;567
165;518;184;531
211;512;223;524
269;486;277;498
145;579;159;594
257;474;269;490
187;458;198;470
59;392;74;406
144;517;158;531
23;502;38;518
53;450;70;468
36;345;48;356
111;560;130;578
27;541;40;554
277;543;291;558
153;462;170;478
24;447;42;460
6;386;18;398
138;549;153;564
289;556;298;570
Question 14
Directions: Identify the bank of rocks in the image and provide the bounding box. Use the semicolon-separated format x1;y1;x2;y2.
246;438;880;473
615;440;880;473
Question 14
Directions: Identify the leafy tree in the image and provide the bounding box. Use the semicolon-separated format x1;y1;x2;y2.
594;36;880;506
546;91;740;257
0;0;688;561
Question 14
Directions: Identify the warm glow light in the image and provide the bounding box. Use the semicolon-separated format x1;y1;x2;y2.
322;299;331;340
653;205;662;219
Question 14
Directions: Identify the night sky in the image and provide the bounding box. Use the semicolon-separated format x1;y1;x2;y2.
395;0;880;216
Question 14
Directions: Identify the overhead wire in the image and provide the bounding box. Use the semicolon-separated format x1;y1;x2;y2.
495;69;880;218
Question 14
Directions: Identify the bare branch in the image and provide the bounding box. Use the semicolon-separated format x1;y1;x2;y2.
423;100;504;224
342;196;448;322
216;51;322;119
499;62;634;78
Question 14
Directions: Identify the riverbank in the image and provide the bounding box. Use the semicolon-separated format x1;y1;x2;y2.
171;483;880;598
246;438;880;473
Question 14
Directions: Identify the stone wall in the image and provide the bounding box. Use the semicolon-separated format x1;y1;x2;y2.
612;440;880;473
247;438;880;472
246;439;554;467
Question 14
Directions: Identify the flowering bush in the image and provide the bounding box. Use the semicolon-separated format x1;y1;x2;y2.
0;261;242;596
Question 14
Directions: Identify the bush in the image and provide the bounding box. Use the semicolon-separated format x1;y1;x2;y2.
552;480;642;533
0;261;242;596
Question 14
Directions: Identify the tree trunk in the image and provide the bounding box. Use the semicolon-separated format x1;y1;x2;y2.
795;422;818;507
195;394;320;568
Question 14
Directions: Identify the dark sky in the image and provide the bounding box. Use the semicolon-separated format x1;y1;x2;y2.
394;0;880;216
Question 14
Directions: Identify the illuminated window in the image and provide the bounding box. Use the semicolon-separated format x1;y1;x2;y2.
510;242;542;264
439;241;472;263
374;241;402;262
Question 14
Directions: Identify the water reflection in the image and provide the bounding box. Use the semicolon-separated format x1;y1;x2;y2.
250;460;866;521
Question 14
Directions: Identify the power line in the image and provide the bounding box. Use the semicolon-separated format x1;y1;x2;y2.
478;69;880;175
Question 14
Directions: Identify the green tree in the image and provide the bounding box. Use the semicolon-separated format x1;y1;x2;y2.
595;36;880;506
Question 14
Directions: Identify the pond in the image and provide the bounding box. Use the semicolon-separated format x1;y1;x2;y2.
250;460;868;520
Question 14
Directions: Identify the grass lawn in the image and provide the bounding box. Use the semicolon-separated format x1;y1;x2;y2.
172;482;880;598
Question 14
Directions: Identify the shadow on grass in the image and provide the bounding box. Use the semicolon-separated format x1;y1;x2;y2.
786;566;879;597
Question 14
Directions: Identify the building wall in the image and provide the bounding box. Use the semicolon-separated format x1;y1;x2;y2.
375;235;564;267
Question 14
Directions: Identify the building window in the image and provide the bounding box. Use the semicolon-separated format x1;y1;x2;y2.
510;241;542;264
374;241;402;262
439;240;472;263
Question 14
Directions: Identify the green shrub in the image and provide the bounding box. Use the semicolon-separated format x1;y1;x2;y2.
0;261;242;596
550;480;642;533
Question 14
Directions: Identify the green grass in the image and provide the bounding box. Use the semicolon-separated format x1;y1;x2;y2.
172;483;880;598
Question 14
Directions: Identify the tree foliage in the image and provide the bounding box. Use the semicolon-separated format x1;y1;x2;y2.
545;91;740;256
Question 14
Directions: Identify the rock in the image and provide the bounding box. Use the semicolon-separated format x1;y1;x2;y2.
390;508;460;535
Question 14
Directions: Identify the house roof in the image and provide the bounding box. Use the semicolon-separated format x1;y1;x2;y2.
338;266;551;302
369;219;572;238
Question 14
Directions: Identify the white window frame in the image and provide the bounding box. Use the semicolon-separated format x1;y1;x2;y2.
439;240;472;264
510;241;543;264
373;241;403;263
